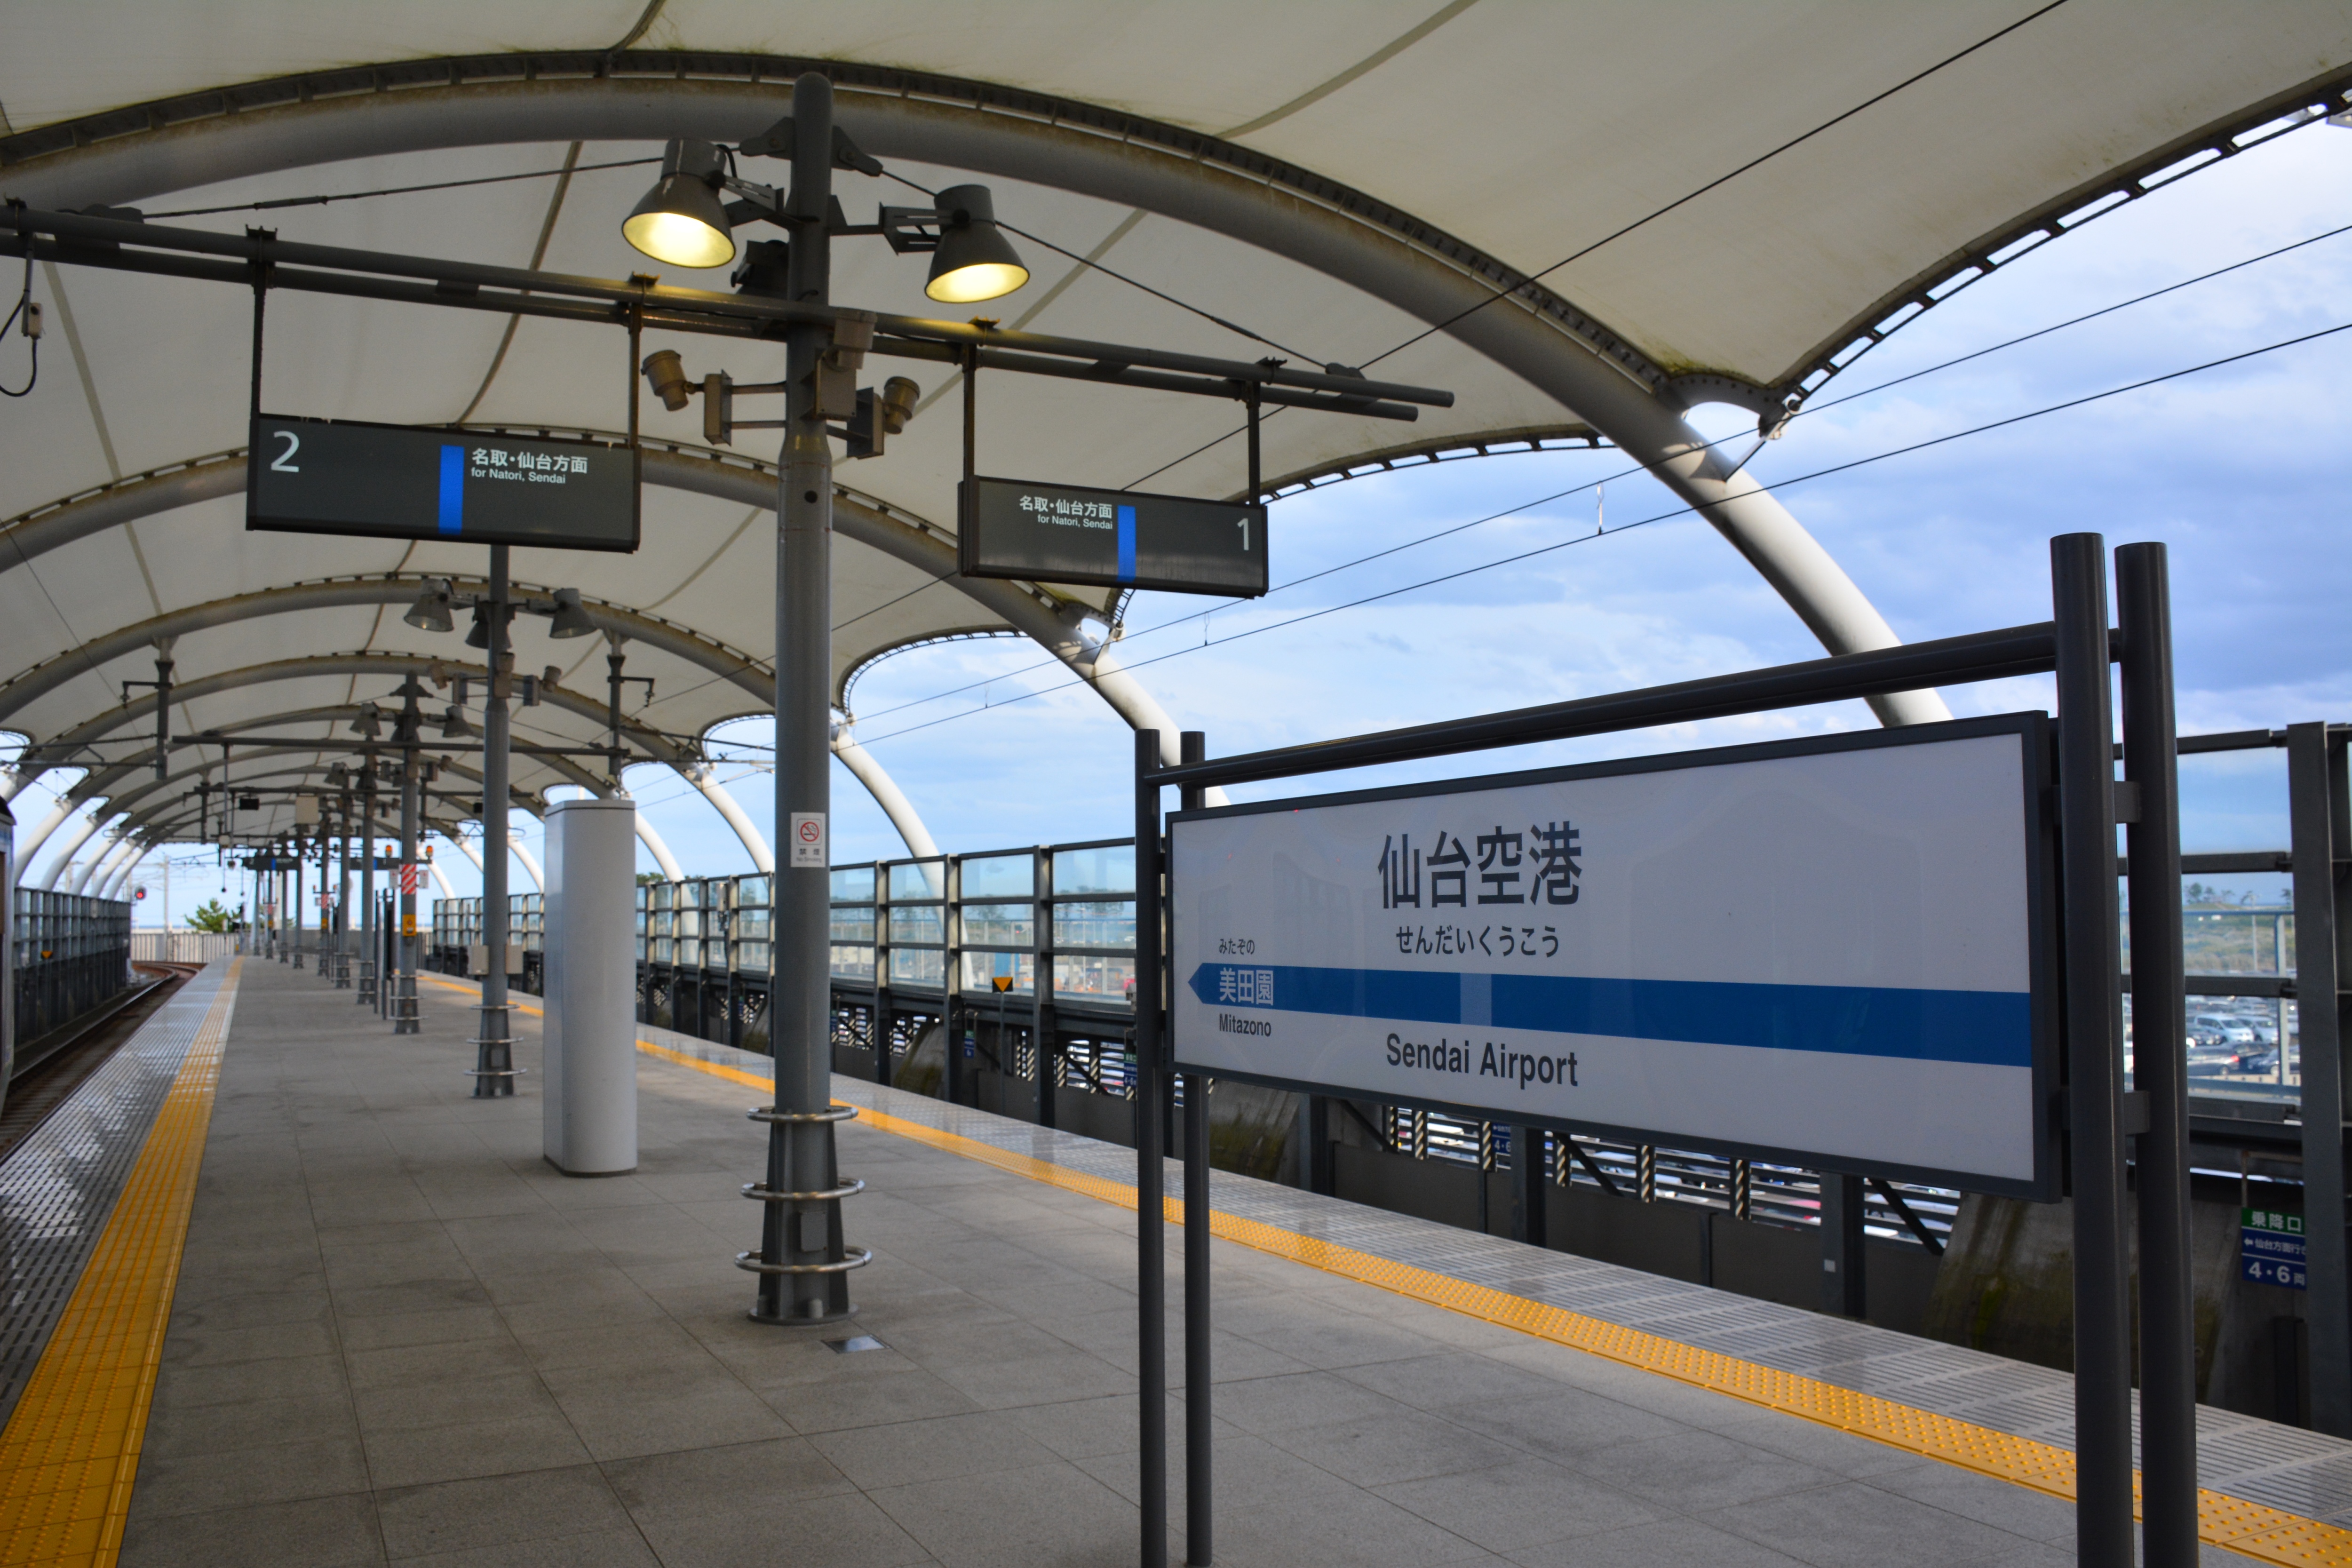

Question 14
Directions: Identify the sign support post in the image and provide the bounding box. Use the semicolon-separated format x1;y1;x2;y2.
744;71;867;1326
2051;533;2131;1568
1134;728;1169;1568
1177;729;1212;1568
357;760;378;1007
396;680;423;1035
2118;541;2194;1567
473;546;515;1095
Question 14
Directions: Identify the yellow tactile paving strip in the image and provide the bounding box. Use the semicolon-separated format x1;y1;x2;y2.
0;959;240;1568
420;976;2352;1565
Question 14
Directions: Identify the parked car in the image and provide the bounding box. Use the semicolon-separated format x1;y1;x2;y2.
2190;1014;2255;1045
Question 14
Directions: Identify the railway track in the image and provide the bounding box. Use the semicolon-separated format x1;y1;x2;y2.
0;963;200;1164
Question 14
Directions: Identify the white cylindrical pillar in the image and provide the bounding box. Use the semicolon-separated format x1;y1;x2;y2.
542;797;638;1177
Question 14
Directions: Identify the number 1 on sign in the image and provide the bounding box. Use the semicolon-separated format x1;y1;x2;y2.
1237;517;1248;552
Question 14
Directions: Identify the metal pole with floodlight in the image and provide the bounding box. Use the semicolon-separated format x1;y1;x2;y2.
473;547;516;1096
395;678;424;1035
357;750;378;1007
763;72;858;1326
611;77;1118;1326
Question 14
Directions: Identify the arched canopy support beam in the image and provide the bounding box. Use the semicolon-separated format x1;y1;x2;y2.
0;64;1947;724
831;723;938;860
0;445;1233;799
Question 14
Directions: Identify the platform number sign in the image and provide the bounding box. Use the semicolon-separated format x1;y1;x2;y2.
2241;1208;2307;1289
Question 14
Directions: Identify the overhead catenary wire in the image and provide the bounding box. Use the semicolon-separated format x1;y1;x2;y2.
881;169;1323;364
854;213;2352;733
140;156;664;221
842;313;2352;751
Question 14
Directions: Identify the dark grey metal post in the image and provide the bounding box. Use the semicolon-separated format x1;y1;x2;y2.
473;545;515;1096
2052;532;2132;1568
2116;541;2194;1565
1034;844;1055;1128
396;685;422;1035
746;71;862;1325
1511;1126;1547;1244
2290;722;2350;1434
1177;729;1212;1566
358;769;378;1006
292;837;306;970
316;828;333;981
1818;1172;1866;1317
1135;726;1168;1568
335;794;353;987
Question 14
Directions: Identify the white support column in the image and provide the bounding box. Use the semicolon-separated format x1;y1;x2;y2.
632;810;684;881
1;764;53;804
447;832;484;874
102;844;151;900
683;764;774;873
15;793;81;880
831;723;938;860
509;829;544;892
75;833;135;896
40;810;111;890
1062;640;1232;806
447;823;545;891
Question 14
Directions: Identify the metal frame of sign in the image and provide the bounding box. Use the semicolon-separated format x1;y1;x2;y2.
245;414;643;552
1166;712;2062;1201
957;474;1269;597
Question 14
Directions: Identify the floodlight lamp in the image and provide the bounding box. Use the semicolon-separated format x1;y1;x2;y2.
924;185;1029;303
441;706;474;740
350;707;384;739
641;349;692;413
621;141;737;269
547;587;598;639
403;577;455;634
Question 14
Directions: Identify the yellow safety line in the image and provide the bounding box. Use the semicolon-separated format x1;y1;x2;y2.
0;959;241;1568
429;973;2352;1564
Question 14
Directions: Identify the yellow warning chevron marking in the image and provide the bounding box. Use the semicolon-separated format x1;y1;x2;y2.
0;959;241;1568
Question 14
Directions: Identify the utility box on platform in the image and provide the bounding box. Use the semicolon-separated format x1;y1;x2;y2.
543;798;638;1175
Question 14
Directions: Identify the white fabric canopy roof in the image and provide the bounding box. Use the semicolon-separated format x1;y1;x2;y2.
1;1;2346;854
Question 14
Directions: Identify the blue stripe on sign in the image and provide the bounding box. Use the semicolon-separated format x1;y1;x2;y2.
437;445;465;534
1117;504;1137;582
1186;963;2030;1068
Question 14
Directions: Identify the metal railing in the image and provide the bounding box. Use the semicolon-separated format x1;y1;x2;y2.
129;931;238;965
13;889;132;1047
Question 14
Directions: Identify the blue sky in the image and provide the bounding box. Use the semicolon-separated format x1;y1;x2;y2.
58;116;2352;922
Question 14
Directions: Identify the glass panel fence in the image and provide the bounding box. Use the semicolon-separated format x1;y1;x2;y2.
1053;953;1136;1003
960;902;1033;947
889;861;947;901
1052;844;1134;895
890;947;945;988
1053;900;1136;949
961;951;1036;994
889;907;945;945
960;854;1033;898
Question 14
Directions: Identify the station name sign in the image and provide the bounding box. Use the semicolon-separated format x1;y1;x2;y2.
1168;716;2058;1197
959;476;1267;597
247;415;640;552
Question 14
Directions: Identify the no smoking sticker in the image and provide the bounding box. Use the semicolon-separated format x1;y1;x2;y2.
789;812;828;868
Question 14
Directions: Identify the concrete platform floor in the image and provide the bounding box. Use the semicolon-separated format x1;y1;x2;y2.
121;958;2254;1566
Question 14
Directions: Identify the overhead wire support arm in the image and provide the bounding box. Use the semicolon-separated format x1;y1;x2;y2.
6;207;1453;414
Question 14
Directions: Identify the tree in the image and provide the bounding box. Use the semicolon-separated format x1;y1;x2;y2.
184;898;238;933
